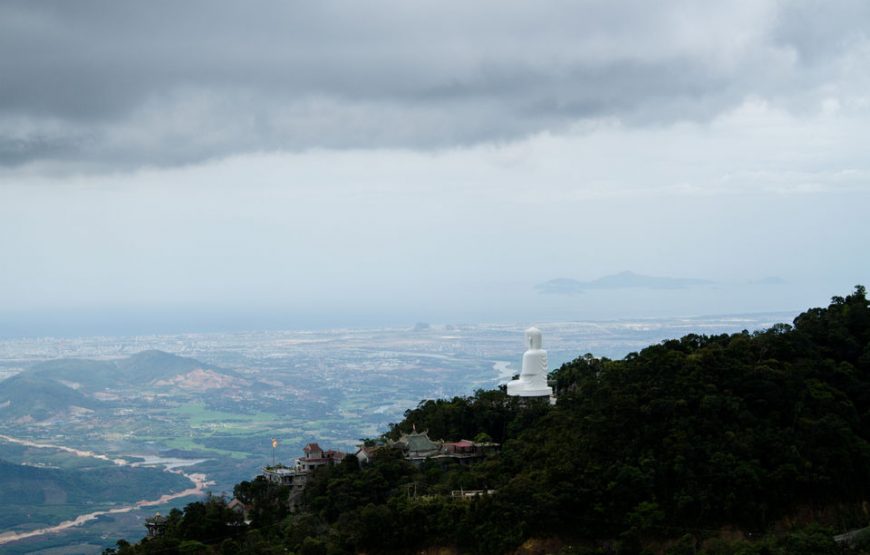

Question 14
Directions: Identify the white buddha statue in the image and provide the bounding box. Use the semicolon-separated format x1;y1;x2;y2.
507;327;553;397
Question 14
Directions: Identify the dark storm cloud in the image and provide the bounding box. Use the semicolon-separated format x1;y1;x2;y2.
773;1;870;62
0;0;867;170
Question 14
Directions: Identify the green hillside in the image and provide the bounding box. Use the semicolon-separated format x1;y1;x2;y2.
0;458;192;531
30;358;119;388
0;374;99;420
109;287;870;555
115;350;240;383
29;350;236;389
0;350;243;421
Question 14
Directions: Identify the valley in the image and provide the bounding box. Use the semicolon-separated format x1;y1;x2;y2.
0;435;208;548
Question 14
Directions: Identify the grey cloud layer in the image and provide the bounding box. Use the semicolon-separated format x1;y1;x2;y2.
1;0;868;169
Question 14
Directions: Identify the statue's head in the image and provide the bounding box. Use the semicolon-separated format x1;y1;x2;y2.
525;326;543;350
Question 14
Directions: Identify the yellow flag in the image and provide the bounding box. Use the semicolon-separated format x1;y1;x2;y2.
272;438;278;449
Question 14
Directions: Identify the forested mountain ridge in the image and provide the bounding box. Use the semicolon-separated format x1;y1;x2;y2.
107;287;870;555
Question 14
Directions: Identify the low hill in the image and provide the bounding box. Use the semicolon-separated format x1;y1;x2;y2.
0;374;99;421
115;350;241;383
1;351;245;421
0;458;192;531
30;350;239;390
29;358;118;387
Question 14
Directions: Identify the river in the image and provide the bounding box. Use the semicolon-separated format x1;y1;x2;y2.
0;434;210;547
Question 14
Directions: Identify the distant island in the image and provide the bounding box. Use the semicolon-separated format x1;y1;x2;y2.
105;286;870;555
536;270;714;295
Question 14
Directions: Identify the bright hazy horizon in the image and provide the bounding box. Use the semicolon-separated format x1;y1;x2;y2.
1;2;868;337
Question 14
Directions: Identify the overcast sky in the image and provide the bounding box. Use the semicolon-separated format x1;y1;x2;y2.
1;1;868;335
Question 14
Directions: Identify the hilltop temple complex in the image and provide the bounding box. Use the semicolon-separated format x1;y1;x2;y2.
260;326;549;510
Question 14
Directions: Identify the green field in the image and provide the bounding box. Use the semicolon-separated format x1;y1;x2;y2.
168;402;277;427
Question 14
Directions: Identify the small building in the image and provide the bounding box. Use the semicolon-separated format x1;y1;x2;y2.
262;464;301;487
298;442;346;471
227;498;251;524
442;439;476;455
354;444;381;465
144;513;168;537
260;441;347;512
227;497;247;514
451;489;497;499
436;439;499;464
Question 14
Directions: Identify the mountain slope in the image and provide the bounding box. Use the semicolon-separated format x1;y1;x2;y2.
0;374;99;420
27;350;241;389
115;349;240;383
1;350;246;421
30;358;118;388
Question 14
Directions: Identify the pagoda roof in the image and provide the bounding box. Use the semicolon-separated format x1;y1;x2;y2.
145;514;168;525
397;430;441;453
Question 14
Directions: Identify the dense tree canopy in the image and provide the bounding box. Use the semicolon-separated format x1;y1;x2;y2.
109;287;870;554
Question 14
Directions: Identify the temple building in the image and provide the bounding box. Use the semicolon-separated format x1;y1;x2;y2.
391;430;442;462
383;431;499;465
